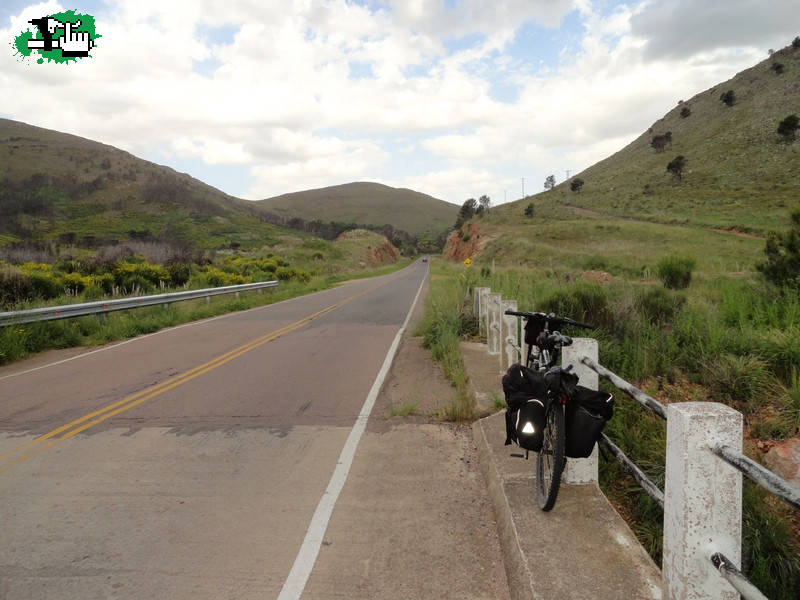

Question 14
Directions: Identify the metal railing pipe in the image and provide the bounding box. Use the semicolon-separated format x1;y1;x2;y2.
710;553;768;600
580;355;668;420
711;444;800;511
599;434;664;507
0;281;279;327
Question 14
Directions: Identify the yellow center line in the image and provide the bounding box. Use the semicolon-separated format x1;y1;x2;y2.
0;285;376;475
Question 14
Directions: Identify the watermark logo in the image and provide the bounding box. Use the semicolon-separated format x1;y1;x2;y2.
12;9;99;64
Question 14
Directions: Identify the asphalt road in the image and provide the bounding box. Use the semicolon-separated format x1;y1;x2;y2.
0;260;428;599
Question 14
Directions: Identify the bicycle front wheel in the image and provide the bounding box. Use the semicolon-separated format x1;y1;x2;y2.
536;400;565;511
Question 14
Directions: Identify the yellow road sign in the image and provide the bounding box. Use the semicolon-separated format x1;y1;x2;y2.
464;258;472;267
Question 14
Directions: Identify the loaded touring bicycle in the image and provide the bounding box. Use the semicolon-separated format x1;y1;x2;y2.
502;311;614;511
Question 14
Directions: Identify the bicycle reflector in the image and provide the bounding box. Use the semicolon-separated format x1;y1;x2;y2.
521;421;535;434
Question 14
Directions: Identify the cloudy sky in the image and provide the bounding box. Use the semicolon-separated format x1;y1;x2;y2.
2;1;797;205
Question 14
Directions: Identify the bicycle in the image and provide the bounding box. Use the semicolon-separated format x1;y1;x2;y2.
503;310;594;511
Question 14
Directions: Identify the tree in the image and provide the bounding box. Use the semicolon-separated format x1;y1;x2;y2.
524;202;534;217
570;177;584;193
793;36;800;49
720;90;736;106
454;198;477;229
680;106;691;118
478;194;491;214
651;132;672;153
544;175;556;191
777;114;799;142
757;210;800;288
666;155;686;181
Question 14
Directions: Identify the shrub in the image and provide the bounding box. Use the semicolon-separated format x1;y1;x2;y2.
793;36;800;49
570;177;584;193
635;287;686;324
656;254;696;289
113;261;168;292
777;114;799;142
757;210;800;288
720;90;736;106
27;271;63;300
666;155;687;181
771;62;785;74
538;282;612;329
0;267;33;307
166;261;192;286
707;354;775;413
680;106;691;118
524;202;534;217
63;272;92;294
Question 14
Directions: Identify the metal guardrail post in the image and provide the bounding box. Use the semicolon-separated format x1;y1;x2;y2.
562;339;599;485
487;293;502;356
663;402;743;600
501;299;518;370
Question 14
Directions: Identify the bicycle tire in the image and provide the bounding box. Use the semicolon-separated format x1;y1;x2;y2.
536;400;566;511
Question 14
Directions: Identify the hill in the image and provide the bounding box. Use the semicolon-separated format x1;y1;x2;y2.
503;40;800;235
253;182;458;240
0;118;293;250
449;40;800;274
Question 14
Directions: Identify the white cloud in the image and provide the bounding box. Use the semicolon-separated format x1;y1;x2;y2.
1;1;792;205
630;0;799;59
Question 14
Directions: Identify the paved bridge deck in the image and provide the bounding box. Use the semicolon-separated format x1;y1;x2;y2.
463;342;664;600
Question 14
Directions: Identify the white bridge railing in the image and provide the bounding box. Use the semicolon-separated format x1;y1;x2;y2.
473;285;799;600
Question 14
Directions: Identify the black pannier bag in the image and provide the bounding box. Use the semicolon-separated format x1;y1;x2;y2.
502;363;547;447
565;386;614;458
514;398;545;451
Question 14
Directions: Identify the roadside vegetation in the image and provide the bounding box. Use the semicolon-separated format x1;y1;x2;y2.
422;215;800;597
416;263;478;421
0;238;410;366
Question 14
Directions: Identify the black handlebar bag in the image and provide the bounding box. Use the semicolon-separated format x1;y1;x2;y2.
565;386;614;458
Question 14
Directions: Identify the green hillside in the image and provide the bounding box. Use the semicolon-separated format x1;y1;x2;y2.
507;41;800;234
0;118;290;250
436;41;800;599
254;182;458;240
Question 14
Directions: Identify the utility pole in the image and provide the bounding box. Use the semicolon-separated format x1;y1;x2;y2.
565;169;571;180
521;177;525;200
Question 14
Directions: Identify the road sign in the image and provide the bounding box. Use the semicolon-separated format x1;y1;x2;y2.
464;258;472;267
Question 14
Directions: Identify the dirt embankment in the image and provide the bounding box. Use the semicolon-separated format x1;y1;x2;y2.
443;223;490;261
366;240;399;265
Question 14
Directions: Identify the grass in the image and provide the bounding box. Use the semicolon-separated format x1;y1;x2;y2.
431;40;800;599
416;262;477;422
427;259;800;597
388;401;419;417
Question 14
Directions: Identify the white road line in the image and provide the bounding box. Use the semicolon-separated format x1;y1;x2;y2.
277;264;427;600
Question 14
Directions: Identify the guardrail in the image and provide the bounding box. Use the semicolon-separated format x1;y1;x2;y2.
473;285;800;600
0;281;279;327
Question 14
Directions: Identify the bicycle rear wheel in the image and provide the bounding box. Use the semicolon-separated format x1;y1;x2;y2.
536;400;565;511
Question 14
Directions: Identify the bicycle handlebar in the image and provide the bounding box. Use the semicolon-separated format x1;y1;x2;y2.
503;310;594;329
547;331;572;346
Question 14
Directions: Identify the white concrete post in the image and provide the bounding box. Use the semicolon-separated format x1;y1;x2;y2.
663;403;743;600
501;300;518;370
561;339;599;485
476;287;490;335
487;293;502;355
